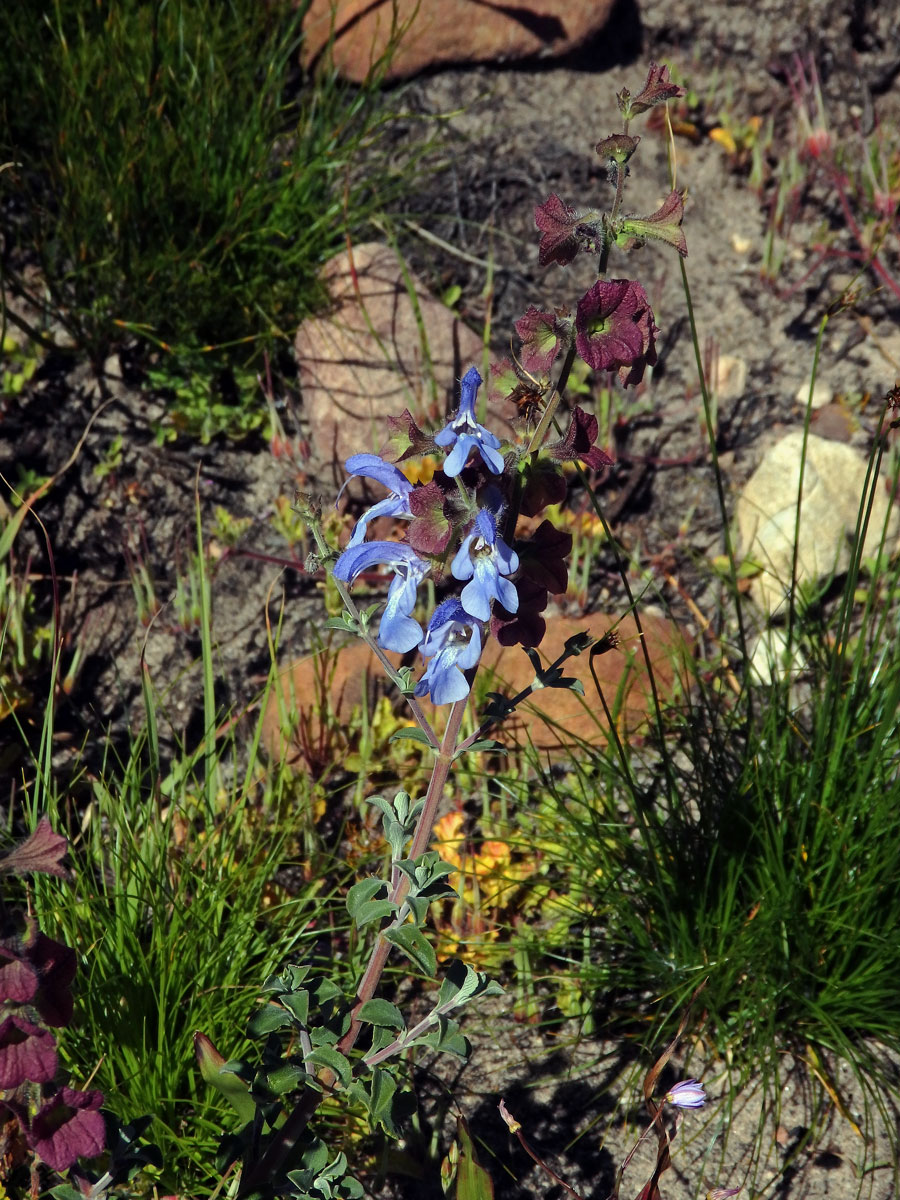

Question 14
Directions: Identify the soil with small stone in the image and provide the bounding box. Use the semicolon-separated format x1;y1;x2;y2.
3;0;900;1196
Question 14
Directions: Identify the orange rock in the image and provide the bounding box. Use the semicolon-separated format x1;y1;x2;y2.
262;611;690;766
301;0;618;83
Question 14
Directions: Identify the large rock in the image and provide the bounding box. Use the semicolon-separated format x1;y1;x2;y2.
736;431;899;614
262;611;689;764
295;242;483;474
301;0;618;83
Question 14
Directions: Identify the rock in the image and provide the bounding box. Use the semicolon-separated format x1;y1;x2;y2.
794;378;832;410
748;625;806;686
295;242;484;474
300;0;617;83
262;611;690;765
735;431;899;614
711;354;747;402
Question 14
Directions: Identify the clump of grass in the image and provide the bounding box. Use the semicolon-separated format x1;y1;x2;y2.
506;373;900;1185
0;0;413;367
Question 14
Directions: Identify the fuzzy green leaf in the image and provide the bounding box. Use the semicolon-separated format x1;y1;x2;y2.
383;924;437;977
307;1046;352;1088
247;1003;293;1036
357;999;405;1029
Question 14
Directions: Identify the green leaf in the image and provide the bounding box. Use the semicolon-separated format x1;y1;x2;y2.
421;1014;470;1058
389;726;435;747
193;1033;256;1123
456;1117;495;1200
307;1046;353;1088
454;739;508;757
383;923;437;976
265;1062;308;1094
358;999;405;1029
282;990;310;1026
346;877;394;929
548;675;584;695
368;1067;399;1135
247;1003;293;1036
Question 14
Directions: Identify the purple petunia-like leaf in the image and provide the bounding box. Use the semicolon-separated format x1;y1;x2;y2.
617;61;685;120
574;279;658;387
28;1086;106;1171
0;950;38;1006
514;306;567;373
490;576;550;649
0;817;69;879
0;1013;58;1088
379;409;436;464
30;932;77;1027
519;459;567;518
408;480;452;556
534;194;586;267
547;406;615;472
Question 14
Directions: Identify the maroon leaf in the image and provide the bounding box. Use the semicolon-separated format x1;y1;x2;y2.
30;933;77;1027
379;409;435;464
0;1014;58;1088
28;1087;106;1171
490;577;549;648
519;460;567;517
408;481;452;555
514;306;567;373
0;952;39;1006
547;406;615;472
0;817;69;879
534;194;584;267
574;279;658;387
518;521;572;594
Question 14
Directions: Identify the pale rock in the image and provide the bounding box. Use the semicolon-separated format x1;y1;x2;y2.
712;354;747;401
301;0;617;84
748;625;806;686
736;431;899;614
295;242;483;471
794;378;832;409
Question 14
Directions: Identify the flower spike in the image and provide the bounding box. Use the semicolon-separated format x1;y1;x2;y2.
435;367;505;477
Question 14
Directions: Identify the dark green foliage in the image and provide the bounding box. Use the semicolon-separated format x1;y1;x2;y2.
0;0;408;364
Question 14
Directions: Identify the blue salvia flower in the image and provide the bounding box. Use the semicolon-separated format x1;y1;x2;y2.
414;598;483;705
664;1079;706;1109
332;541;429;653
338;454;414;548
434;367;505;477
451;507;519;621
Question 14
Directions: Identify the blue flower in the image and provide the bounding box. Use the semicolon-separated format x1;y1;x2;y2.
435;367;505;477
664;1079;706;1110
339;454;414;548
414;599;482;705
451;508;519;621
332;541;429;653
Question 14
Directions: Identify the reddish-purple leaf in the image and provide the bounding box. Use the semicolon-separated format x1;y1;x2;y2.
0;1014;58;1088
408;481;452;555
534;194;583;267
0;818;69;879
28;1087;106;1171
